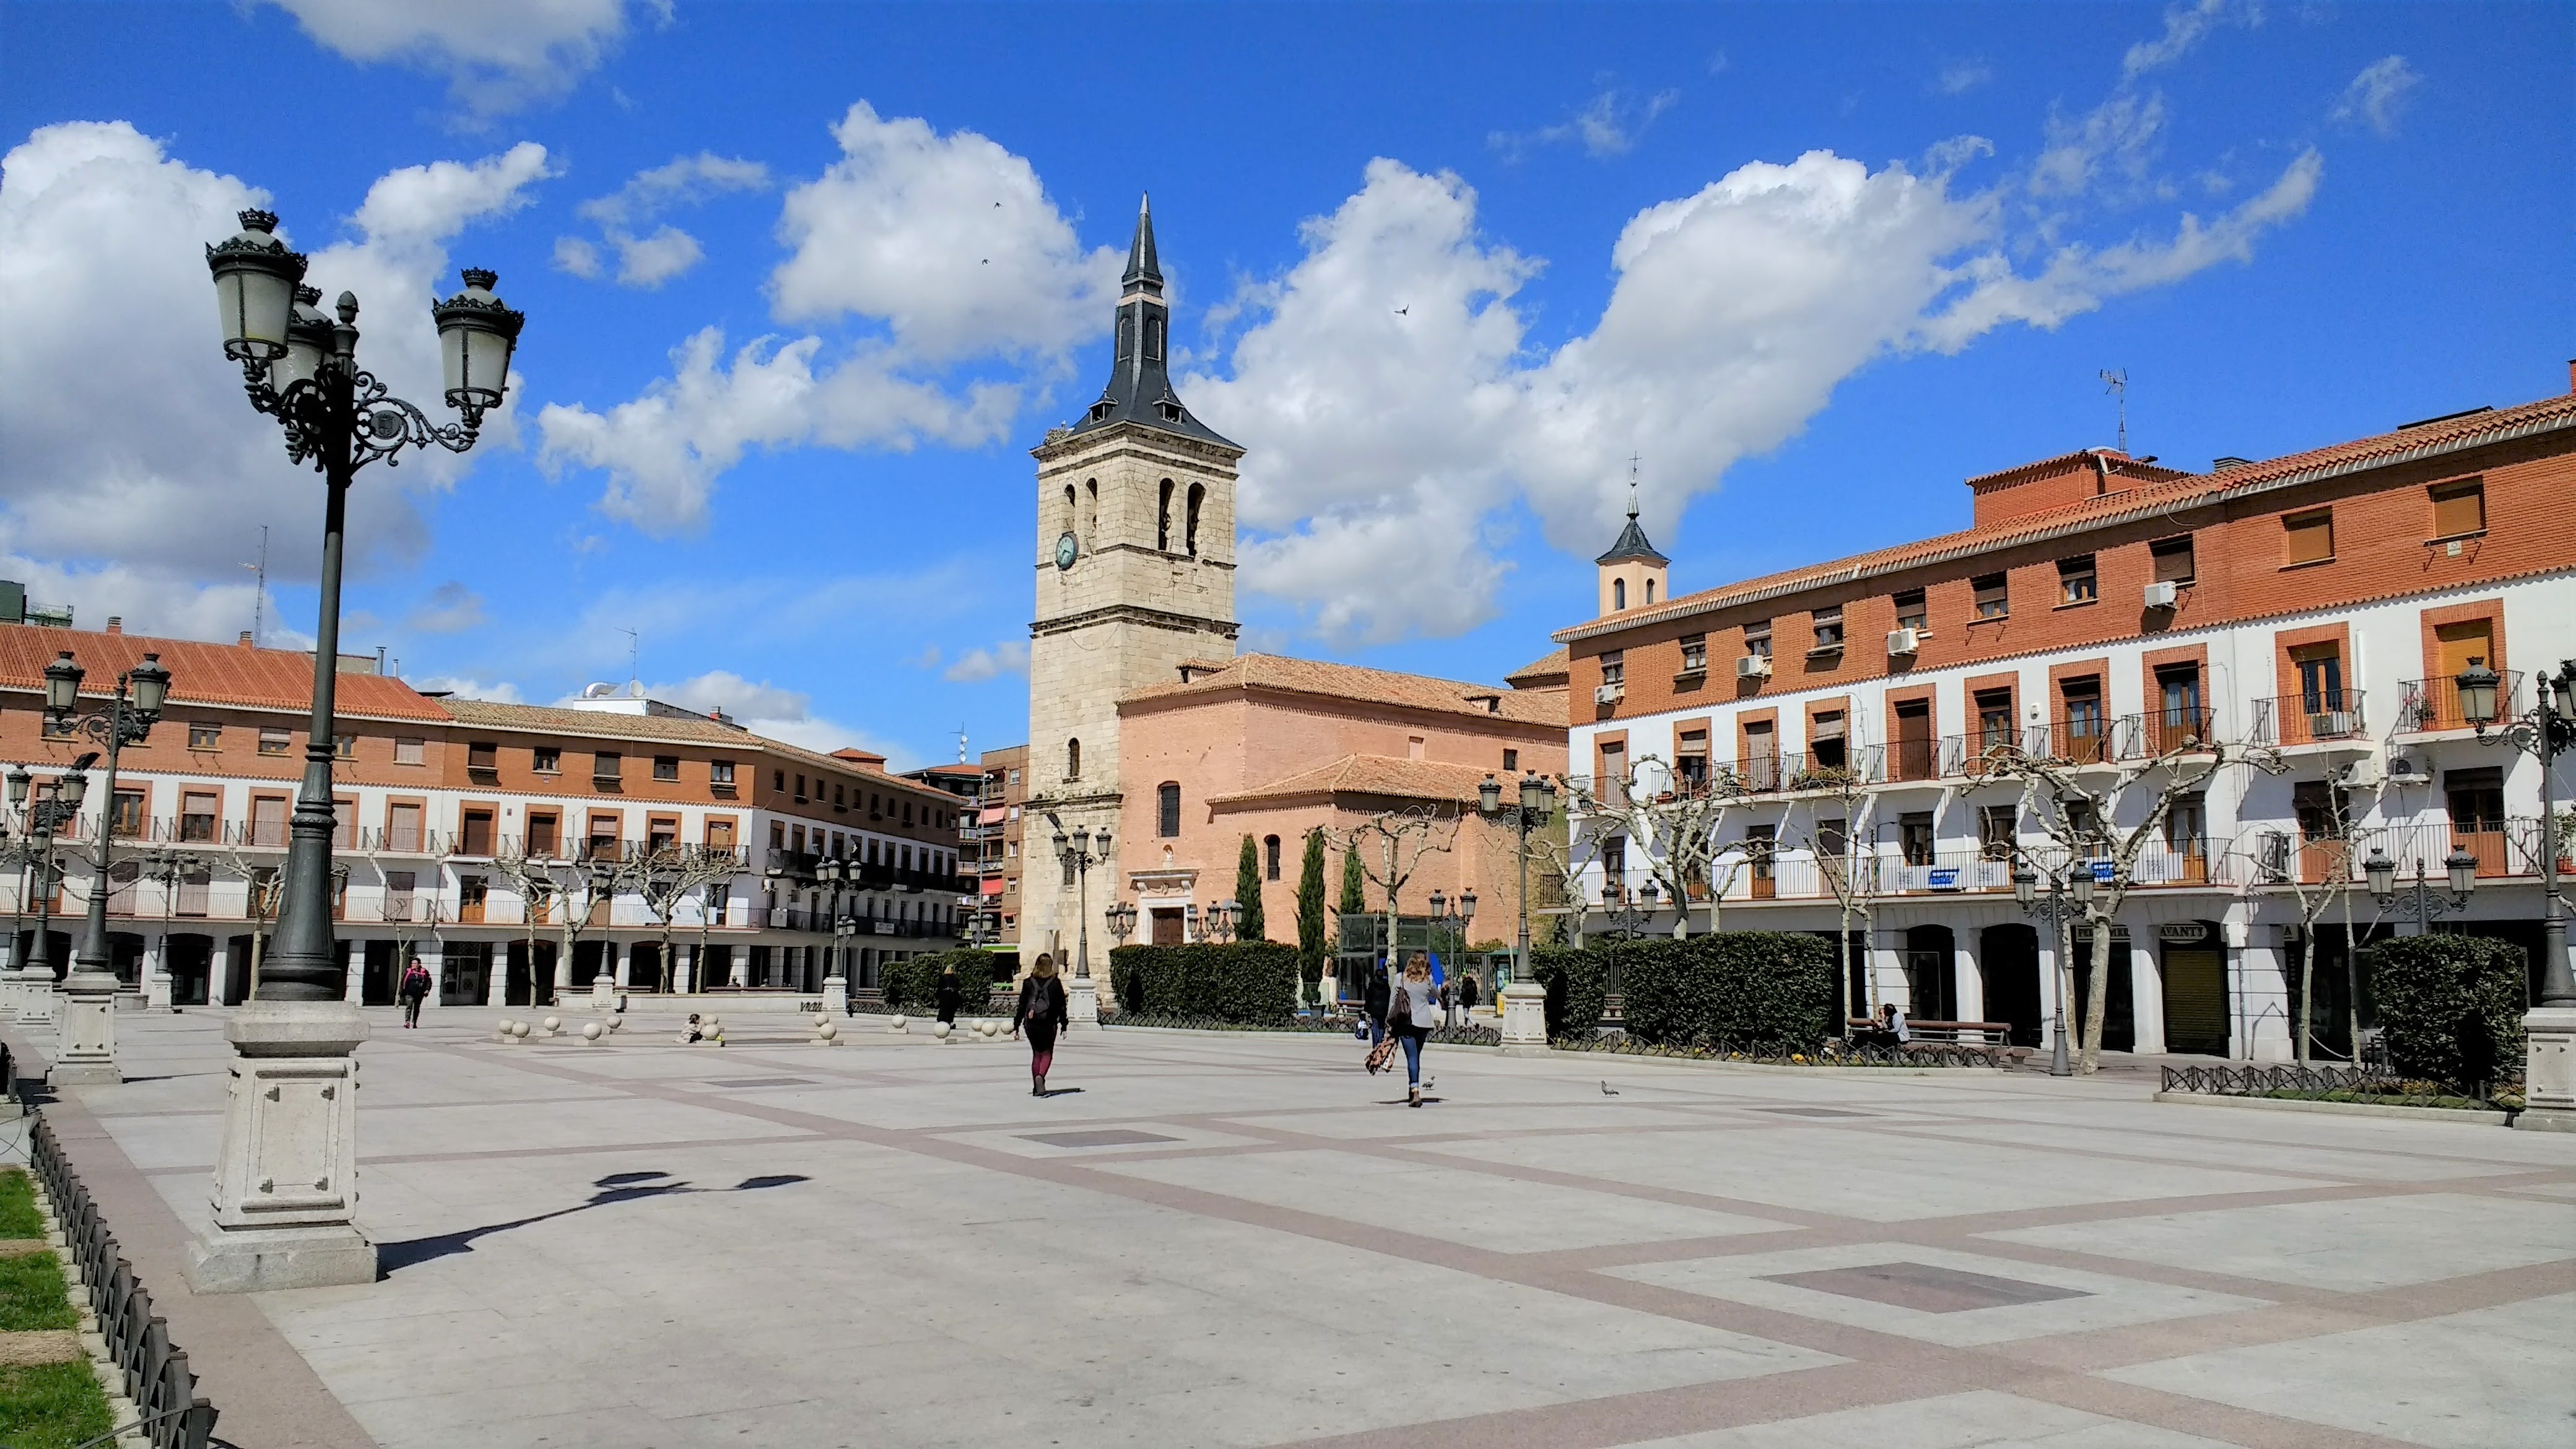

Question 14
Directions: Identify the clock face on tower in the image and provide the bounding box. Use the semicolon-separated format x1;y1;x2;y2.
1055;531;1079;570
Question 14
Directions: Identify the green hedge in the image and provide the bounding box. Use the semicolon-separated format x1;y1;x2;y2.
1618;932;1838;1050
879;949;1001;1014
1109;942;1299;1024
1531;947;1608;1040
2367;934;2527;1086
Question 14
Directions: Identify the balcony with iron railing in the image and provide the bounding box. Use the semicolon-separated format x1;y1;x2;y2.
2396;672;2520;735
2248;691;2368;747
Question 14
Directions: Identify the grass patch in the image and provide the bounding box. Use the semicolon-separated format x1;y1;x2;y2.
0;1251;77;1332
0;1362;116;1449
0;1170;43;1239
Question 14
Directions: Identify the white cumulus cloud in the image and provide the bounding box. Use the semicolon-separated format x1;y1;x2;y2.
942;640;1029;682
0;121;544;640
2332;56;2420;137
254;0;666;118
537;102;1114;531
612;669;903;762
555;152;770;289
1188;142;2318;646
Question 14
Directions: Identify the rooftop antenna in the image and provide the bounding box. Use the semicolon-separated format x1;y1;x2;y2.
957;725;969;765
242;525;269;646
2100;369;2129;455
617;627;639;695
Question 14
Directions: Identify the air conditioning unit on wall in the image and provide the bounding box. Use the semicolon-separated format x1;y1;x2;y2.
1593;682;1624;706
1736;655;1772;680
2143;581;2180;609
1886;627;1920;656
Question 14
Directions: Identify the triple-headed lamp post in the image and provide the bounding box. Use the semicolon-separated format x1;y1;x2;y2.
2456;659;2576;1131
1478;771;1557;1050
194;210;524;1290
44;649;174;1085
1051;826;1112;1024
6;761;91;1027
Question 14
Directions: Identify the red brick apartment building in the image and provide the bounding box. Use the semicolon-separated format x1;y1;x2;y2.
1555;367;2576;1061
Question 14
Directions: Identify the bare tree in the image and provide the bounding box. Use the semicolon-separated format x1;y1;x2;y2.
1342;805;1459;965
1562;755;1752;939
1995;739;2283;1074
207;844;307;998
1523;822;1601;949
635;845;742;992
490;848;564;1006
1788;765;1884;1029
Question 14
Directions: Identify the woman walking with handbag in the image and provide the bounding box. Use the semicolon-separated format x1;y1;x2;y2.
1011;954;1069;1097
935;963;962;1029
1390;952;1438;1107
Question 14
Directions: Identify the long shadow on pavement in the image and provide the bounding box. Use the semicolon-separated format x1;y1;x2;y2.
377;1169;807;1277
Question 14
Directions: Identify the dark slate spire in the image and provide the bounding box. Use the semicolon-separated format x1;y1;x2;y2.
1595;477;1668;565
1070;196;1237;448
1123;193;1163;295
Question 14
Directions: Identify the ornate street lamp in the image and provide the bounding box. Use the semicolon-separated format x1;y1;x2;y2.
2458;657;2576;1131
4;763;90;1028
1477;772;1557;1050
45;651;175;1083
1105;899;1136;946
196;209;524;1292
2012;860;2079;1078
2364;846;2477;931
1052;825;1112;1024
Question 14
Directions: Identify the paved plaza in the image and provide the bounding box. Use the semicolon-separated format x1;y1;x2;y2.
14;1008;2575;1449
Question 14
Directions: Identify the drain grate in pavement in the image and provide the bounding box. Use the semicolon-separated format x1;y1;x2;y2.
1017;1129;1181;1149
705;1077;816;1088
1760;1261;2089;1313
1752;1107;1874;1118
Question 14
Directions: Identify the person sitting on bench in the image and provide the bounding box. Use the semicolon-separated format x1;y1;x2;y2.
1860;1002;1909;1048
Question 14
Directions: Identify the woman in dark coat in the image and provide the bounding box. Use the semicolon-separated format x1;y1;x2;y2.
934;964;962;1027
1362;959;1392;1047
1010;954;1069;1097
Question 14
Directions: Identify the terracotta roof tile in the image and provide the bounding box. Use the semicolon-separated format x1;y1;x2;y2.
1504;647;1569;687
1206;754;1495;808
1556;386;2576;644
0;623;448;721
433;699;959;804
1121;653;1559;726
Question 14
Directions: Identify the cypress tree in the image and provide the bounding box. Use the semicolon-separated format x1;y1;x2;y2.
1234;834;1267;941
1296;827;1328;1002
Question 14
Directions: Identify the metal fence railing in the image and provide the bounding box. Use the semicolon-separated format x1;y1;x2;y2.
8;1051;220;1449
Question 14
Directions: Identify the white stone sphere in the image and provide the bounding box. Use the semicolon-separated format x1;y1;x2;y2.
510;1020;531;1038
581;1021;603;1041
934;1021;952;1040
606;1016;624;1033
983;1020;1001;1038
889;1014;907;1031
542;1016;562;1033
814;1012;831;1028
817;1020;838;1041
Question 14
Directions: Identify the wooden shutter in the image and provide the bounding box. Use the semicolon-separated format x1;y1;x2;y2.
2435;620;2495;677
2283;510;2334;565
2430;481;2484;539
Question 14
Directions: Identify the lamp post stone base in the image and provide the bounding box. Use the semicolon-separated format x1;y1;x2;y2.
1499;979;1549;1055
185;1000;375;1294
2513;1006;2576;1133
1068;975;1099;1026
50;974;120;1086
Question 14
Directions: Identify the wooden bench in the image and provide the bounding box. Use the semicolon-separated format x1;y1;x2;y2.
1845;1020;2034;1064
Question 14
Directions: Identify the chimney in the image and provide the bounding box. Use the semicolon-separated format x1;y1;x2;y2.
238;631;255;648
105;617;122;635
2566;357;2574;394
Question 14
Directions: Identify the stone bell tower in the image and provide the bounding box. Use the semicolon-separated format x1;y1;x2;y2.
1025;196;1242;983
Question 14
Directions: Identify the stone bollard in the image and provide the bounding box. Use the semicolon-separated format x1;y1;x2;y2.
510;1020;531;1043
581;1021;604;1043
888;1014;908;1035
495;1019;515;1042
934;1021;953;1042
542;1016;563;1038
814;1019;838;1046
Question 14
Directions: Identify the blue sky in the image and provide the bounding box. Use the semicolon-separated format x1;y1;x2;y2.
2;1;2567;765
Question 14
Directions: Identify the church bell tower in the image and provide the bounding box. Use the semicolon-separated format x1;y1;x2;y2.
1025;197;1242;973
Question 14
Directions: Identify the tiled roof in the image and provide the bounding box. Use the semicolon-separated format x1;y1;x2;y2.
1206;754;1495;808
435;699;957;803
1554;385;2576;645
0;624;449;721
1121;653;1559;727
1503;647;1569;688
